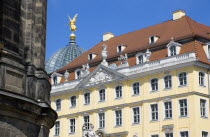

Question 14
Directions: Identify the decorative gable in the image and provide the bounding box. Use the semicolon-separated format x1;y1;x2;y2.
75;65;126;89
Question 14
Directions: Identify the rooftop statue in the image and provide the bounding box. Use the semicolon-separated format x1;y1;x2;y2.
66;14;78;32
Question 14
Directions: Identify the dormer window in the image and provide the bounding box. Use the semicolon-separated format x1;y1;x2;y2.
203;42;210;59
117;44;126;53
51;72;62;85
136;53;146;64
75;69;81;79
149;35;159;44
88;53;97;60
167;38;182;57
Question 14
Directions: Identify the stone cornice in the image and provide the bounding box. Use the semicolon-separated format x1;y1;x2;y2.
57;91;210;118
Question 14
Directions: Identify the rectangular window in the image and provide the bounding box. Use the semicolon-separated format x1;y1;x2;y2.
164;101;172;119
151;104;158;121
151;78;158;91
151;135;159;137
99;89;105;101
202;131;208;137
99;113;105;128
84;116;90;130
133;107;140;123
116;86;122;98
164;75;172;89
115;110;122;126
138;55;144;64
165;133;173;137
54;121;60;136
69;118;75;133
200;99;207;117
180;131;188;137
179;99;188;117
179;72;187;86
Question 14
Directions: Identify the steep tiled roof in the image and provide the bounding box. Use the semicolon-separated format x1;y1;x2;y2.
55;15;210;74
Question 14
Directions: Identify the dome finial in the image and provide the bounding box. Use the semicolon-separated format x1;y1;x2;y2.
66;14;78;42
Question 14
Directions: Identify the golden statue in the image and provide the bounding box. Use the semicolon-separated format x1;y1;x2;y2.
66;14;78;32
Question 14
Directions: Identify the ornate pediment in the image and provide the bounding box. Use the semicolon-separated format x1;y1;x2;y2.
75;65;126;89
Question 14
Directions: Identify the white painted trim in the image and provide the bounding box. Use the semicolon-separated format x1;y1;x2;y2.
177;71;188;87
199;97;209;118
69;95;77;108
149;102;159;122
136;52;146;65
98;112;105;129
204;43;210;59
150;133;159;137
131;81;140;96
98;88;106;102
131;106;141;124
162;100;173;120
198;71;206;87
150;77;159;92
54;120;61;136
114;83;123;99
114;109;122;126
162;74;172;89
68;117;76;134
83;90;91;105
75;68;82;79
177;97;188;118
54;98;62;111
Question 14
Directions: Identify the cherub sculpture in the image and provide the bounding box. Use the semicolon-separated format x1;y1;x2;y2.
66;14;78;31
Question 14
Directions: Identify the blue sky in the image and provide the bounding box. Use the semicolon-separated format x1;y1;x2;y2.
46;0;210;59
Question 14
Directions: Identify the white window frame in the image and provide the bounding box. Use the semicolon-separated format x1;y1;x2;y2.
70;95;77;108
75;68;82;79
55;98;61;111
150;102;159;121
131;81;140;96
98;88;106;102
165;133;173;137
198;71;206;87
178;97;188;118
69;118;76;134
179;129;189;137
83;115;90;130
136;53;146;64
54;120;60;136
178;71;188;87
114;109;122;126
200;97;209;118
131;106;140;124
166;40;182;57
115;83;123;99
98;112;105;129
204;42;210;59
88;53;93;60
201;130;209;137
163;100;173;119
83;90;90;105
163;75;172;89
150;77;159;92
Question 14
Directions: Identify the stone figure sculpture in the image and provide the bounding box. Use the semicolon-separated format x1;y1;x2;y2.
82;123;99;137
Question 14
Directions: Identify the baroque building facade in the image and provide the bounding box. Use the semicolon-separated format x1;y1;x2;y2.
0;0;57;137
50;10;210;137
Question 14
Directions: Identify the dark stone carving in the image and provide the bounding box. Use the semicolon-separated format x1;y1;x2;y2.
0;0;57;136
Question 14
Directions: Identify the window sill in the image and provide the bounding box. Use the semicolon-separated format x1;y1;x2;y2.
54;135;60;137
115;97;122;100
55;109;61;112
179;116;188;119
114;125;122;128
178;85;187;88
98;100;105;103
98;127;105;129
163;118;173;120
201;116;208;119
84;103;90;106
69;132;75;135
150;90;158;93
70;106;76;108
132;94;140;97
163;88;172;91
199;85;206;88
132;122;140;125
150;120;159;122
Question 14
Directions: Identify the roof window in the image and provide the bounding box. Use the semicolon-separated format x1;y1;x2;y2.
88;53;97;60
149;35;159;44
117;44;126;53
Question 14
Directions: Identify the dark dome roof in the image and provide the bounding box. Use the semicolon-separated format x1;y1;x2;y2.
45;42;85;73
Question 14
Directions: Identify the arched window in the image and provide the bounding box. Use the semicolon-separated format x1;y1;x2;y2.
115;85;122;98
164;75;172;89
70;96;76;107
151;78;158;91
132;82;140;95
99;89;105;102
138;55;144;64
136;53;146;65
169;45;176;56
179;72;187;86
84;92;90;105
199;72;205;86
55;99;61;110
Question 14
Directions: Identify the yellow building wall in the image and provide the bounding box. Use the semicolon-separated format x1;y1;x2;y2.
50;66;210;137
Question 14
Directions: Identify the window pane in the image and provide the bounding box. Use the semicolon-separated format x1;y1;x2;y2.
133;82;140;95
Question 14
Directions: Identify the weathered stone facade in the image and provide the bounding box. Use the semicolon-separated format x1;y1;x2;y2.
0;0;57;136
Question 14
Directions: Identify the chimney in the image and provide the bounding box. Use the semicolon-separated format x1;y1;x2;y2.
103;32;114;41
173;10;186;20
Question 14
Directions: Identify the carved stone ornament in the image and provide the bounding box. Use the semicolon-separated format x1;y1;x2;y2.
88;68;114;85
101;44;108;66
133;133;138;137
64;70;69;81
118;54;129;66
163;98;172;102
82;123;99;137
81;63;90;78
145;49;151;61
162;124;174;133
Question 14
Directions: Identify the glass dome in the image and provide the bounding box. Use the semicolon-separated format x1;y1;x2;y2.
45;42;85;73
